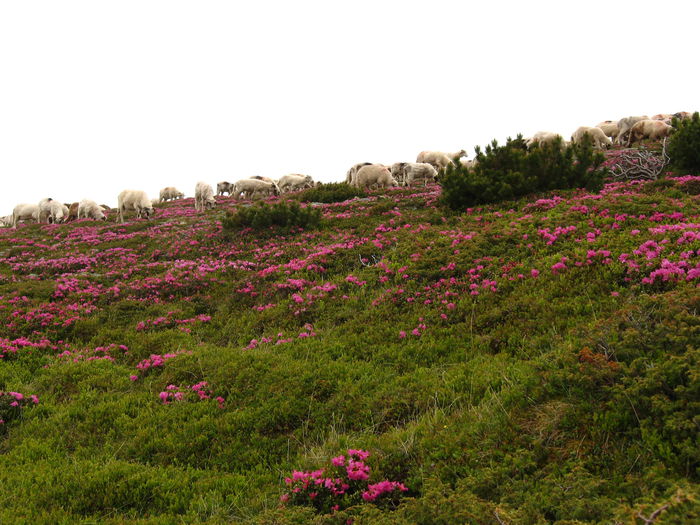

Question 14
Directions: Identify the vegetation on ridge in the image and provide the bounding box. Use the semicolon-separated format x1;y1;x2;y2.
0;139;699;523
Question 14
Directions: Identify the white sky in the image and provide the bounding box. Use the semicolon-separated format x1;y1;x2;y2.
0;1;696;215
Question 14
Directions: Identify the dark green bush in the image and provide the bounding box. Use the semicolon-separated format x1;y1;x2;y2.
438;135;606;210
222;201;321;233
295;182;366;203
669;112;700;173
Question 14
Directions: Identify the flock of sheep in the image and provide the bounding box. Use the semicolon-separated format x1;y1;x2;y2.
3;110;692;228
526;111;692;151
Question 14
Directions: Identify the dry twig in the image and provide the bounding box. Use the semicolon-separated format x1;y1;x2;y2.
610;138;670;181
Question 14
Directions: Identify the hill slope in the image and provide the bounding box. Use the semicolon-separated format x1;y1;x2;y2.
1;175;699;523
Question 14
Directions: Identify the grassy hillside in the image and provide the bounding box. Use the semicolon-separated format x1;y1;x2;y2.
1;169;699;523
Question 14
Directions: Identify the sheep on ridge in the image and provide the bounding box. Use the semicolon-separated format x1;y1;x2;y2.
117;190;154;223
352;164;398;190
277;174;314;193
416;150;467;170
571;126;612;150
627;119;674;146
390;162;437;187
159;187;184;202
11;203;39;228
617;116;649;145
194;182;217;212
216;182;234;196
78;199;107;221
233;178;280;200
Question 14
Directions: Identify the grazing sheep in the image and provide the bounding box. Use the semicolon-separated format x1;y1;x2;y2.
627;119;674;146
652;113;674;124
353;164;398;190
217;182;234;196
571;126;612;149
596;121;620;142
673;111;693;120
117;190;154;223
416;150;467;170
11;203;39;228
277;174;315;193
617;116;649;145
233;178;280;200
345;162;372;185
459;158;479;169
159;187;184;202
526;132;566;149
38;199;68;224
194;182;216;212
391;162;437;187
0;215;14;227
66;202;80;221
77;199;107;221
249;176;282;193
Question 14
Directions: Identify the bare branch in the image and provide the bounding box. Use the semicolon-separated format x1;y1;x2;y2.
637;503;670;524
609;139;670;182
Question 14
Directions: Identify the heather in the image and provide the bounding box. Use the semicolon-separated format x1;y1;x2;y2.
0;165;699;523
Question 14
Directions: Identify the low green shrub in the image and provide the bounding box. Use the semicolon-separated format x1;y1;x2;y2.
438;135;606;210
222;201;322;233
295;182;366;203
669;112;700;173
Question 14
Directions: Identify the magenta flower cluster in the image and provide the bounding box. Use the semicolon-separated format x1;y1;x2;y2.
0;391;40;427
158;381;225;408
281;449;408;513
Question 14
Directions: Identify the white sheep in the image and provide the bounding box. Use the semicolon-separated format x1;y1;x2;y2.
216;181;234;196
250;176;282;193
277;174;315;193
617;116;649;145
77;199;107;221
117;190;154;223
345;163;372;185
233;178;280;200
526;132;566;149
159;187;184;202
0;215;14;228
391;163;437;187
571;126;612;149
353;164;398;190
194;182;216;211
627;119;674;146
39;199;68;224
11;203;39;228
595;121;620;142
416;150;467;170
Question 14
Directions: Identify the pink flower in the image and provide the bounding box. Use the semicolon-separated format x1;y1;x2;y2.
398;330;406;339
531;269;539;278
129;375;138;381
332;455;346;466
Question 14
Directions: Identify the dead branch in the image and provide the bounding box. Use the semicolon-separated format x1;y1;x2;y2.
609;138;670;181
637;503;670;524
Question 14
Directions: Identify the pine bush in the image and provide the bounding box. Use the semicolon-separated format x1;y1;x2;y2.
222;201;322;233
668;112;700;174
438;134;606;210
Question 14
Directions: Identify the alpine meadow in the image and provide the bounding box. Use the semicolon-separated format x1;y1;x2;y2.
1;118;699;524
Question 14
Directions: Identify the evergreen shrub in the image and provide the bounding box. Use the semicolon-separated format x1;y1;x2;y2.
296;182;366;203
222;201;321;233
669;112;700;174
439;135;606;210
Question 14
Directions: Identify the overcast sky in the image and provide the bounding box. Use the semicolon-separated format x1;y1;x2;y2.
1;1;696;215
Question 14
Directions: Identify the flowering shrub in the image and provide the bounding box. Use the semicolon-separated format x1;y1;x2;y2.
0;391;39;430
157;381;225;409
281;449;408;514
